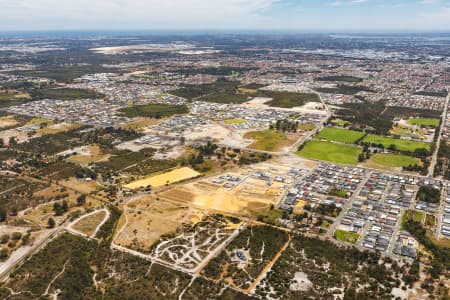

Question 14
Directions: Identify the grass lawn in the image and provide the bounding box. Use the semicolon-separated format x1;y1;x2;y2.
316;127;365;144
407;118;440;128
368;153;422;168
334;229;359;244
245;130;290;152
363;134;431;152
401;210;424;229
298;123;316;131
425;214;437;228
224;119;246;125
297;140;361;165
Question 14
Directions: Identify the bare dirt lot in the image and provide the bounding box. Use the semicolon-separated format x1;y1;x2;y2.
157;167;287;216
114;197;206;251
0;116;18;129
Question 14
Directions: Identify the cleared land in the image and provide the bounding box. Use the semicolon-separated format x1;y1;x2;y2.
114;197;206;251
72;210;107;236
407;118;440;128
363;134;431;152
124;167;200;189
298;140;361;165
245;130;296;152
157;168;285;216
316;127;365;144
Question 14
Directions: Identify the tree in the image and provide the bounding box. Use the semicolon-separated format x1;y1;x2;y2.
62;200;69;213
48;218;56;228
8;136;16;146
76;195;86;206
0;207;6;222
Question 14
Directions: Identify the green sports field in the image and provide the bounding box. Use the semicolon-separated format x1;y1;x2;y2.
407;118;440;128
297;140;361;165
368;153;422;168
316;127;365;144
363;134;431;152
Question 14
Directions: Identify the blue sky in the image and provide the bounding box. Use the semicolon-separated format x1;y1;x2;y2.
0;0;448;31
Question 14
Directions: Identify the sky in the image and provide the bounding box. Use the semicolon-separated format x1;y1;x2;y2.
0;0;449;31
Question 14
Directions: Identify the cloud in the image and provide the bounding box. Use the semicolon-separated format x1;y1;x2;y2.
0;0;280;30
331;0;369;6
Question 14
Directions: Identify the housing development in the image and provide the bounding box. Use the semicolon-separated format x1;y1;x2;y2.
0;32;448;300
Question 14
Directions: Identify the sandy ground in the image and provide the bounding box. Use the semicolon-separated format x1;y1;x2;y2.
0;129;29;145
114;197;205;250
37;123;81;136
158;167;286;216
65;145;110;164
124;167;201;189
59;177;99;194
0;116;18;129
289;272;313;292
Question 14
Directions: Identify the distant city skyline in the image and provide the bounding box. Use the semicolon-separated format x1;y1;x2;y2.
0;0;449;31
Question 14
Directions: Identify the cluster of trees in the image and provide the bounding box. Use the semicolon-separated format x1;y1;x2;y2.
53;200;69;216
404;219;449;279
416;185;441;204
270;119;299;132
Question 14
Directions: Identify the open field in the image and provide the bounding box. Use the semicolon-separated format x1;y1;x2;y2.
363;134;431;152
124;167;200;189
224;118;246;125
298;140;361;165
59;177;99;194
261;91;320;108
120;103;189;118
334;229;359;244
157;170;285;216
0;115;18;129
37;122;82;136
72;210;107;237
66;144;110;165
120;117;163;131
114;197;206;251
407;118;440;128
245;130;297;152
364;153;422;169
316;127;365;144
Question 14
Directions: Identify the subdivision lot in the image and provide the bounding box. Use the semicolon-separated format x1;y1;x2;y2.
316;127;365;144
298;140;362;165
157;168;287;216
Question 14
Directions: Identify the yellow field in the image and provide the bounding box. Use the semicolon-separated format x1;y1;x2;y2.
124;167;201;189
